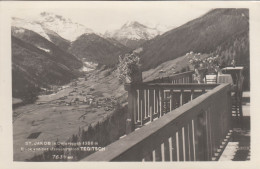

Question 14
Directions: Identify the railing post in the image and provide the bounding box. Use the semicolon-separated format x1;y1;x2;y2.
124;84;136;134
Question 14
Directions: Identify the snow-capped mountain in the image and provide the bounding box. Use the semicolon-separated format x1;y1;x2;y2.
104;21;171;49
105;21;158;40
37;12;93;41
144;22;174;35
12;12;93;42
12;17;52;41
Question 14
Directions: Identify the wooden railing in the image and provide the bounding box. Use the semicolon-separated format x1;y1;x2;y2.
147;68;208;84
82;83;232;161
124;83;218;134
147;70;195;84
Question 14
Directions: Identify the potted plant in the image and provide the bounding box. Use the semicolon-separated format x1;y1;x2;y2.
117;53;142;84
188;53;206;83
205;55;220;75
188;53;220;83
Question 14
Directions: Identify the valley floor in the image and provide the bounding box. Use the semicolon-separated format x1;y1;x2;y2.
12;68;126;161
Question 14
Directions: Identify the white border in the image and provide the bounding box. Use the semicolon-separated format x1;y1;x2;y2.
1;1;260;169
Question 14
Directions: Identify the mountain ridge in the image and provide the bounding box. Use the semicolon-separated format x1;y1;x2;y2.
104;21;169;49
139;8;249;71
12;12;94;42
69;33;131;66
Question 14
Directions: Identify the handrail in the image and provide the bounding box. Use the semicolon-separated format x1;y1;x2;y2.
125;83;218;90
124;83;218;133
146;70;194;84
82;84;232;161
146;69;207;84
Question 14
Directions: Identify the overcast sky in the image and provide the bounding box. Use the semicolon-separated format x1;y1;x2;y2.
11;1;213;33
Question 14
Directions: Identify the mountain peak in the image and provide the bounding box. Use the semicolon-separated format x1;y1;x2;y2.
13;12;94;42
40;12;53;17
39;12;71;23
104;21;172;49
122;21;146;29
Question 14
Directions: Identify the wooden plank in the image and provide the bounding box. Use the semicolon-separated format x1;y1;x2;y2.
137;90;140;123
152;150;156;161
133;90;138;125
126;86;136;134
168;137;173;161
191;89;194;100
153;90;156;116
155;89;159;114
147;89;150;118
171;134;178;161
164;138;170;161
189;120;195;161
178;129;184;161
161;143;165;161
150;103;153;122
193;118;198;161
140;90;144;126
173;91;179;108
197;112;204;161
184;124;190;161
170;89;173;111
160;89;165;116
146;89;149;118
207;108;213;160
128;83;218;90
197;112;208;161
180;89;183;106
143;152;153;161
155;144;162;161
144;90;147;118
156;89;160;116
205;109;211;160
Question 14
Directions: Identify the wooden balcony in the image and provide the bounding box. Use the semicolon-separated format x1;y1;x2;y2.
81;67;248;161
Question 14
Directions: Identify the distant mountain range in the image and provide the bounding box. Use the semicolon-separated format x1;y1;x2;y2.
11;9;250;102
11;13;131;102
12;12;93;42
104;21;171;49
139;8;249;71
12;13;132;65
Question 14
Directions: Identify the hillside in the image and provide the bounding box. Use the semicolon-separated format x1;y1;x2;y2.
12;27;83;70
11;27;83;103
42;27;71;52
69;33;131;66
214;29;250;89
139;8;249;71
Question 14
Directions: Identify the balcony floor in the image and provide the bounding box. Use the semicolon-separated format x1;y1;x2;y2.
219;91;250;161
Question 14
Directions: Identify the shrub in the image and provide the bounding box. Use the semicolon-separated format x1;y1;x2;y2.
117;53;141;83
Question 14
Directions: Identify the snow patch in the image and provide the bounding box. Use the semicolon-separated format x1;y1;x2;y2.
81;61;98;72
105;21;172;41
37;46;50;53
37;12;93;41
12;17;51;41
14;28;25;34
12;12;94;42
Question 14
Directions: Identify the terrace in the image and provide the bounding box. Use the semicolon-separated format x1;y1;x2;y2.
82;67;249;161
